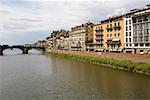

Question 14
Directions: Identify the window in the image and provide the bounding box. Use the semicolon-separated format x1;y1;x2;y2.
129;38;131;42
134;44;138;47
126;26;128;31
129;20;131;24
140;43;144;47
129;32;131;36
133;18;136;23
129;26;131;30
138;17;142;22
126;21;128;25
139;36;143;42
126;38;128;42
144;36;149;42
114;23;116;26
118;33;120;36
126;44;128;47
110;34;112;37
126;32;128;36
130;44;132;47
118;22;120;26
107;24;109;28
143;15;148;21
114;33;116;37
133;37;137;42
110;24;112;28
145;43;149;47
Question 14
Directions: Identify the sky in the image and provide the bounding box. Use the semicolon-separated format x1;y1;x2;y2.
0;0;149;45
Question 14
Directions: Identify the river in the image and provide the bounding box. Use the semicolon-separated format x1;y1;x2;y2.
0;49;150;100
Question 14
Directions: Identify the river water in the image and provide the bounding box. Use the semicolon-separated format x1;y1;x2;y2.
0;49;150;100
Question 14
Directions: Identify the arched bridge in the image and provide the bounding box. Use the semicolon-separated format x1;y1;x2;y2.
0;45;45;55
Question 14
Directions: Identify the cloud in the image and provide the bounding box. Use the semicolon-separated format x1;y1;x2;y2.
0;0;149;45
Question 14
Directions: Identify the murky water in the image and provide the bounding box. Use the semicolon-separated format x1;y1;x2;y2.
0;49;150;100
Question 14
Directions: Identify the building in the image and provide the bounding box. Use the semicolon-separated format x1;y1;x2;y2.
46;29;69;50
46;36;53;49
132;6;150;54
59;30;70;50
124;5;150;54
93;24;105;51
35;40;47;47
98;15;125;52
69;22;94;51
85;23;94;51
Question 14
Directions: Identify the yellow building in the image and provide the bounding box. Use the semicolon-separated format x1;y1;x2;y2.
93;24;105;51
93;15;125;52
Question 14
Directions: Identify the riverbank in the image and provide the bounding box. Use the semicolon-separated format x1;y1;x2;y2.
45;50;150;76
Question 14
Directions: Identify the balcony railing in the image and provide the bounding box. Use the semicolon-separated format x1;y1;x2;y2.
106;27;113;31
96;37;103;40
95;28;103;32
95;42;103;45
113;25;121;30
96;33;103;36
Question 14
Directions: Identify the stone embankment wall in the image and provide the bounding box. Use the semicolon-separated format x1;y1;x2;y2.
47;49;150;64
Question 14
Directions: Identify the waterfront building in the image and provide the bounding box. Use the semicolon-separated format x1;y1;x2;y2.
69;22;94;51
132;5;150;54
99;15;125;52
35;40;47;47
85;23;94;51
46;36;53;49
124;5;150;54
123;10;136;53
93;24;105;51
46;30;69;50
59;30;70;50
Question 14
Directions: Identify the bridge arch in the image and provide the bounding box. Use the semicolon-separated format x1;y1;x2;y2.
0;46;25;55
0;45;45;55
3;48;23;55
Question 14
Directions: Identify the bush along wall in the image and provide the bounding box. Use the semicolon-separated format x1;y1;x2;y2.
46;51;150;76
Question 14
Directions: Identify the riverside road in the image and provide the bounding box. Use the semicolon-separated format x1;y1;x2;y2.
0;49;150;100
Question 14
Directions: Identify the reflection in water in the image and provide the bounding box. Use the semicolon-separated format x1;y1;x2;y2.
3;49;42;55
0;50;150;100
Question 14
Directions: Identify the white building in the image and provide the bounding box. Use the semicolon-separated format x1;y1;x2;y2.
124;5;150;54
132;6;150;54
69;25;86;51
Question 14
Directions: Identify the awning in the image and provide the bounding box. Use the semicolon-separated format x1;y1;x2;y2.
126;49;132;51
112;49;118;51
118;49;123;51
113;38;120;42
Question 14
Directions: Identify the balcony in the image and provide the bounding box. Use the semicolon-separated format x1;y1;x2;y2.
95;28;103;32
95;42;103;45
113;25;121;30
106;27;113;31
96;32;103;36
96;37;103;40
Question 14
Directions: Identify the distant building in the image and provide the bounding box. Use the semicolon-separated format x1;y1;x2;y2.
35;40;47;47
46;29;69;50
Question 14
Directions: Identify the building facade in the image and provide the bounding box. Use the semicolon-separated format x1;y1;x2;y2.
93;24;105;51
132;8;150;54
99;15;125;52
124;5;150;54
69;22;94;51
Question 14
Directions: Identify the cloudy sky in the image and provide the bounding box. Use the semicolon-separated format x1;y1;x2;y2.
0;0;149;45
